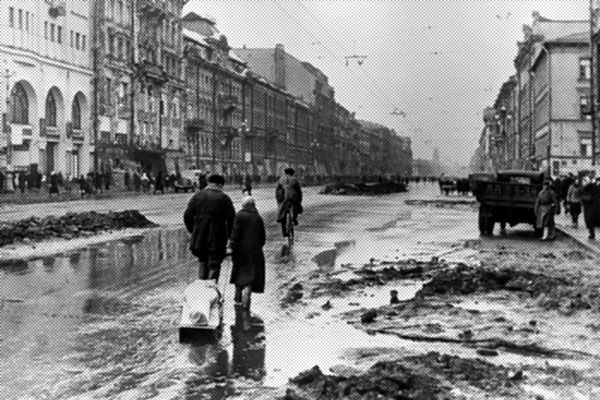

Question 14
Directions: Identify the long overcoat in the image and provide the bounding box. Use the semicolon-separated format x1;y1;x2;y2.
229;204;266;293
581;182;600;229
184;187;235;260
534;187;559;229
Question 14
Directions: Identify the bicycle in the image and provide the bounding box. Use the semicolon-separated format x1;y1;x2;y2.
284;206;295;247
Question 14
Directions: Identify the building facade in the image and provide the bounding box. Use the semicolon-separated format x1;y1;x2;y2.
0;0;93;180
482;12;592;177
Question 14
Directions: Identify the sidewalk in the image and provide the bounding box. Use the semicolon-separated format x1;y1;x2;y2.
555;217;600;256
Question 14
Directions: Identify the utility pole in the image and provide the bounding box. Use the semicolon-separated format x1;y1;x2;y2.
130;0;137;150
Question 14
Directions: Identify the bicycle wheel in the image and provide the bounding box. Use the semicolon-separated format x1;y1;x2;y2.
286;209;295;247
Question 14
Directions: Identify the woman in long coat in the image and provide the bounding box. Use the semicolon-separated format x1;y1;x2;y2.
580;176;600;240
228;196;266;310
534;179;560;240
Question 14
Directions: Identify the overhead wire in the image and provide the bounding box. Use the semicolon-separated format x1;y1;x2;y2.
295;1;402;113
275;0;406;130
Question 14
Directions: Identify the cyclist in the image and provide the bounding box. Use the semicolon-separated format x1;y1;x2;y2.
276;167;303;237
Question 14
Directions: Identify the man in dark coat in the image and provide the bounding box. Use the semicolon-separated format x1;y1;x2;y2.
276;167;303;237
581;175;600;240
184;174;235;280
228;195;266;310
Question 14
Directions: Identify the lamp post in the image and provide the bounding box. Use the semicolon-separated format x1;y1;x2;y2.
310;139;319;177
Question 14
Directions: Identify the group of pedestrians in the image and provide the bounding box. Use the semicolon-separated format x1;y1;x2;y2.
535;173;600;240
183;168;303;313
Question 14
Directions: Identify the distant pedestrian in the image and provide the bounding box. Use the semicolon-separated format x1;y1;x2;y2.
581;175;600;240
243;173;252;195
17;172;26;193
133;171;141;192
79;175;87;198
566;179;582;228
198;172;208;190
154;171;165;194
124;170;131;191
141;172;150;192
228;195;266;310
48;172;59;196
534;179;560;241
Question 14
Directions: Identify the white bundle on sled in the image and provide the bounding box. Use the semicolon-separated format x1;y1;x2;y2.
179;280;223;330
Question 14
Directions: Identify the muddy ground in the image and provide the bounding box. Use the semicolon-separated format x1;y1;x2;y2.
277;234;600;399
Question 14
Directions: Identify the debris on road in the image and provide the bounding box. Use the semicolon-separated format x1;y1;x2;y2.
281;352;522;400
0;210;158;247
319;181;407;196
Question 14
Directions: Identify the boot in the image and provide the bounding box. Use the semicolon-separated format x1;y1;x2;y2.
198;262;209;279
241;286;252;310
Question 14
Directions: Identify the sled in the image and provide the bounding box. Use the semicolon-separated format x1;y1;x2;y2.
179;279;224;343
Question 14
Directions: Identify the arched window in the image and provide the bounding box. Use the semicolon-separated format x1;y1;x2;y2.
10;83;28;124
72;97;81;130
45;91;57;127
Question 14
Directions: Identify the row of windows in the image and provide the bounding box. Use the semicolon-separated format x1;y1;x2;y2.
10;83;83;130
43;21;87;50
8;7;32;31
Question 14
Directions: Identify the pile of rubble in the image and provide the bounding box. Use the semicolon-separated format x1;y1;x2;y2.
0;210;158;247
319;181;407;196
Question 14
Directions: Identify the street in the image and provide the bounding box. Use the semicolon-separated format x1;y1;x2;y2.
1;183;600;399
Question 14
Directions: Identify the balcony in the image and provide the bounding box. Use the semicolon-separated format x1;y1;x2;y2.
135;60;168;84
218;126;238;147
137;0;168;17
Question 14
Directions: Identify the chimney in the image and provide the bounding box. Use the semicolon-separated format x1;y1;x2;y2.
274;43;286;89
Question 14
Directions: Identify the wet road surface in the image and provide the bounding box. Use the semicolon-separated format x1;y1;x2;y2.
0;183;525;399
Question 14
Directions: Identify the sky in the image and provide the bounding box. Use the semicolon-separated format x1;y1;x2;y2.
183;1;591;166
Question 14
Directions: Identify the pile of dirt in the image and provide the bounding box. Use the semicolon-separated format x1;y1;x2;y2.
319;181;407;196
310;260;444;297
417;264;570;298
0;210;158;247
282;352;521;400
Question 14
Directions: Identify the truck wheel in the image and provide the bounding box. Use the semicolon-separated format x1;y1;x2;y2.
478;214;487;235
485;218;495;236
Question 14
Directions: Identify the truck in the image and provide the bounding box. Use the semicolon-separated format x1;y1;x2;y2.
470;170;547;236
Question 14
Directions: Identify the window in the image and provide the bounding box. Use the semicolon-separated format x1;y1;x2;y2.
11;83;29;124
581;143;589;156
580;96;592;119
106;78;112;105
18;9;22;29
9;7;14;27
82;35;86;51
50;23;55;42
70;30;73;47
75;32;80;49
45;92;57;127
44;21;48;39
57;26;62;44
580;58;591;80
25;11;29;31
72;97;82;130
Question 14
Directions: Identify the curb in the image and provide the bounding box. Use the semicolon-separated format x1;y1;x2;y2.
555;225;600;256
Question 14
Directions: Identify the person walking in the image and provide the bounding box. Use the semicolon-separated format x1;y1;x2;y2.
276;167;303;237
534;179;560;241
228;195;266;311
154;170;165;194
184;174;236;280
141;172;150;193
581;175;600;240
566;178;583;228
243;173;253;195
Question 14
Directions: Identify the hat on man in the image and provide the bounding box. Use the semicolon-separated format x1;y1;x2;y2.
284;167;295;175
207;174;225;185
